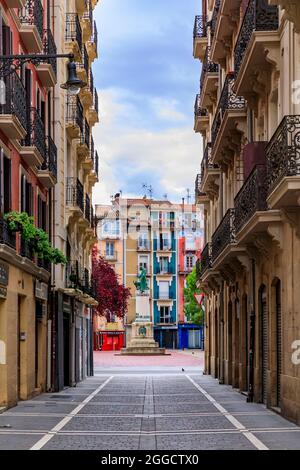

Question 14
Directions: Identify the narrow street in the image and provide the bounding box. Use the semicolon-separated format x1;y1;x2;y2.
0;351;300;450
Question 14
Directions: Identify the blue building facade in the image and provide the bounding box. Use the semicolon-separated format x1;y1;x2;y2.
152;209;178;349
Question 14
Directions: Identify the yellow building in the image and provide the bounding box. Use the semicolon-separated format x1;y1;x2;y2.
195;0;300;424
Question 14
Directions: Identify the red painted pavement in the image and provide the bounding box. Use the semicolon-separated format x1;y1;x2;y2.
93;350;204;368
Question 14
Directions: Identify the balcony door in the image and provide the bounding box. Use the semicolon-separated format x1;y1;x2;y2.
159;281;169;300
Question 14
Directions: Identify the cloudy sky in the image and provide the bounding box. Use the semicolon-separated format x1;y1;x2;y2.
92;0;202;205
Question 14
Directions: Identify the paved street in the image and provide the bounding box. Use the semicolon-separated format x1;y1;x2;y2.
0;351;300;450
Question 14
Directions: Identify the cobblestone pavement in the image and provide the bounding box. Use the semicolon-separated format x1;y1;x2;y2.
0;366;300;450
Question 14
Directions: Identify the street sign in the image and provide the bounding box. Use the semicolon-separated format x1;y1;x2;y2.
194;293;204;305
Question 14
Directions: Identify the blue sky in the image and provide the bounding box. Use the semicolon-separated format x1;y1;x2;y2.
92;0;202;204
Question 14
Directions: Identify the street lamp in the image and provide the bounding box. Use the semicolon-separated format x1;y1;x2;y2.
0;53;87;94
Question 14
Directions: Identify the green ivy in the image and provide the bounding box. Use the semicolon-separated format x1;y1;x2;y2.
4;211;67;265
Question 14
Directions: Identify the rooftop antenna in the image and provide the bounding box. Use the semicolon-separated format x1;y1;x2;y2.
182;197;185;238
163;193;168;200
186;188;191;205
142;183;153;199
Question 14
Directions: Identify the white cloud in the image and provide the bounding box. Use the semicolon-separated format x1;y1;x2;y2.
92;88;202;205
150;98;187;122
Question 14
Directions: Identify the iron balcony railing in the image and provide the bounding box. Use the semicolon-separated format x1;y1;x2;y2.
19;0;44;42
91;20;98;51
0;71;27;132
194;94;208;118
200;46;219;95
211;0;221;36
23;107;46;159
66;260;82;290
196;243;211;279
200;143;220;181
211;73;246;146
0;218;16;250
66;95;84;133
77;44;89;75
137;241;150;251
20;238;35;261
81;119;90;149
193;15;207;39
234;0;279;78
195;173;202;200
66;177;84;213
37;257;51;272
93;87;99;115
43;28;57;77
267;115;300;193
89;69;94;95
82;0;93;26
234;164;268;234
90;135;94;162
211;209;236;262
94;151;99;178
85;194;91;222
65;13;83;52
40;136;57;179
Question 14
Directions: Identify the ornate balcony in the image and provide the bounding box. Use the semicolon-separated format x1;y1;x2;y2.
36;29;57;87
200;143;220;195
21;107;46;167
195;173;210;206
66;95;84;139
65;13;83;61
267;115;300;208
234;164;268;236
82;135;94;171
20;238;35;261
0;71;27;140
87;20;98;62
18;0;44;52
199;47;219;108
234;0;279;96
37;136;57;188
196;243;211;280
81;69;94;108
85;194;91;223
210;0;240;65
76;44;89;83
0;219;16;250
269;1;300;32
66;260;83;291
211;209;236;263
194;94;209;134
193;15;208;61
81;0;93;42
88;87;99;126
77;118;90;160
66;177;84;215
211;73;246;164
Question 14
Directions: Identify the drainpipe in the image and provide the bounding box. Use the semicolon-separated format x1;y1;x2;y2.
247;258;256;403
219;280;225;384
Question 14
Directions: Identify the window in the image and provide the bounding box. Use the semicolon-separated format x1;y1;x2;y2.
138;233;149;249
160;306;171;324
102;219;120;236
185;255;195;270
106;242;114;257
139;255;148;273
160;232;171;250
159;257;169;274
159;281;169;300
37;195;47;231
0;151;11;215
20;173;33;215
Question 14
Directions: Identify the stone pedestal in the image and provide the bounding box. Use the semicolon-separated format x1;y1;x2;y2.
121;293;166;355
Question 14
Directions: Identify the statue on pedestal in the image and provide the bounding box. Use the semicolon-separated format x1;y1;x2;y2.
134;267;149;293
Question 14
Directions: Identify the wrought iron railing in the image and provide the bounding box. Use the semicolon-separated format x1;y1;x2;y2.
0;71;27;131
211;73;246;145
82;0;93;27
65;13;83;51
40;136;57;179
194;94;208;118
195;173;202;200
85;194;91;222
234;164;268;234
200;47;219;95
77;44;89;75
193;15;207;39
89;69;94;95
66;177;84;213
37;257;51;272
200;143;219;180
66;260;83;290
43;28;57;76
66;95;84;134
267;115;300;193
19;0;44;42
211;209;236;262
196;243;211;279
0;219;16;249
91;20;98;52
23;107;46;159
20;238;35;260
90;135;94;162
211;0;221;36
82;119;90;148
94;151;99;178
234;0;278;77
93;87;99;115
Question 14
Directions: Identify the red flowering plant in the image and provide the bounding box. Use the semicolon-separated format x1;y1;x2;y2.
92;247;131;321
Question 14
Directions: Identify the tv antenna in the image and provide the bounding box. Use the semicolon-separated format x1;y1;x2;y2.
163;193;168;200
186;188;191;205
142;183;153;199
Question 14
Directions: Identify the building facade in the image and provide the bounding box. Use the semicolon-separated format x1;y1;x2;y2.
94;196;204;350
0;0;100;409
194;0;300;424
